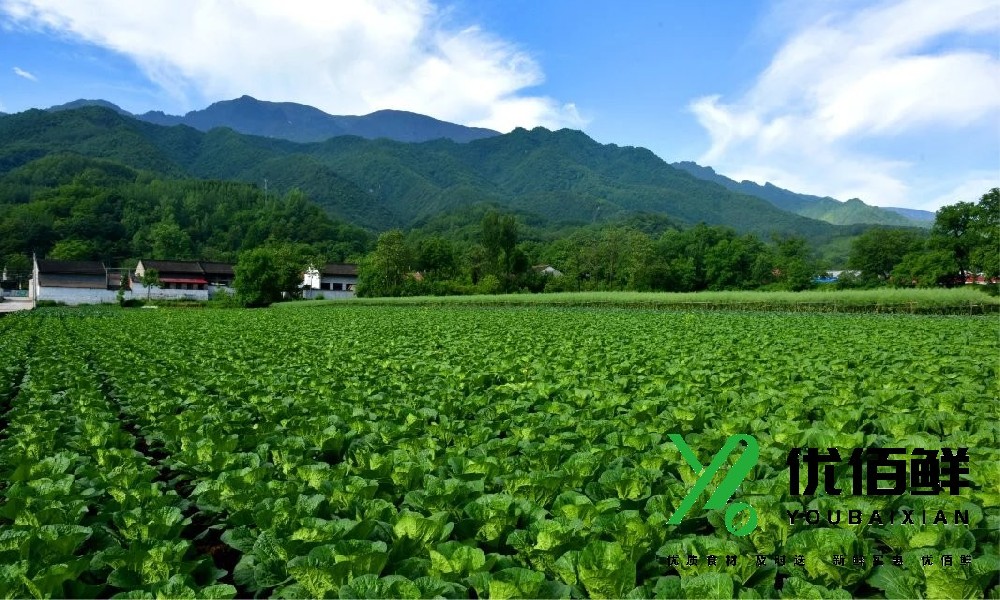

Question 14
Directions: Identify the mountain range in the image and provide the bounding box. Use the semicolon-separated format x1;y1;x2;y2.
47;97;934;229
48;96;499;144
671;162;934;226
0;98;937;261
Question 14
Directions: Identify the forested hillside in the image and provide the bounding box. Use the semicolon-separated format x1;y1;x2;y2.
0;154;370;269
3;106;859;243
1;105;993;303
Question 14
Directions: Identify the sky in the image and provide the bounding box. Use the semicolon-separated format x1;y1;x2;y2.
1;0;997;211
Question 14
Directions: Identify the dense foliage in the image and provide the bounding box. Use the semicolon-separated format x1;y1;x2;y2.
233;244;317;307
0;154;370;270
0;307;996;598
357;213;822;297
846;189;999;287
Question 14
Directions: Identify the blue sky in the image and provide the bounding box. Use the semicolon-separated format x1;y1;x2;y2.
1;0;997;211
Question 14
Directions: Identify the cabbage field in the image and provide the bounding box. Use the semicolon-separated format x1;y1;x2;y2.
0;306;997;598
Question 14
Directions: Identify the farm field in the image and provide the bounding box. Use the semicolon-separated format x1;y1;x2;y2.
284;287;1000;315
0;306;997;598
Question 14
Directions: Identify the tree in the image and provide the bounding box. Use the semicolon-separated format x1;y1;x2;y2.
970;188;999;279
233;244;308;307
116;271;130;306
597;227;629;290
480;211;518;280
847;228;926;282
140;268;160;301
926;188;998;283
2;254;31;275
931;202;976;277
771;236;817;291
892;250;957;287
356;230;412;297
704;234;767;290
48;238;99;261
149;217;193;260
414;236;456;280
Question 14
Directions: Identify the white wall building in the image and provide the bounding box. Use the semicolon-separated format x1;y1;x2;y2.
33;258;131;305
302;263;358;299
133;260;235;301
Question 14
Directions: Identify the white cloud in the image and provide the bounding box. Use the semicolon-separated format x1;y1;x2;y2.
690;0;1000;209
12;66;37;81
924;175;999;212
0;0;585;132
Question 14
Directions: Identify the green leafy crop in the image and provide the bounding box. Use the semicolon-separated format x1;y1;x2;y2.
0;306;996;598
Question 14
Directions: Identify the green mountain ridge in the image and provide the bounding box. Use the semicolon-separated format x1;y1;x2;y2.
882;206;936;222
1;106;871;249
671;161;933;227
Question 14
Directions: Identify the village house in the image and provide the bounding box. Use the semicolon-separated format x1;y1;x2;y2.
31;258;130;305
201;261;236;288
0;266;30;300
132;259;236;300
302;263;358;298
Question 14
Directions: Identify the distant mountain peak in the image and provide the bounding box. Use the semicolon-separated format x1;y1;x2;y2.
48;99;132;116
672;161;931;228
137;96;500;144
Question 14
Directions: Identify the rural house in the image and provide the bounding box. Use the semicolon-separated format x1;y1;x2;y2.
133;259;236;300
302;263;358;298
201;262;236;295
32;258;130;305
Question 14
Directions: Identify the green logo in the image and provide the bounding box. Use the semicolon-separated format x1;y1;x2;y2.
668;434;759;536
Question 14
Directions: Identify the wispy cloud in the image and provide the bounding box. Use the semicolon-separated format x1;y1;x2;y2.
690;0;1000;209
12;66;37;81
0;0;585;132
925;175;999;212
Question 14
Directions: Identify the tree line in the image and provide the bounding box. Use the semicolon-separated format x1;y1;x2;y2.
356;188;998;297
3;152;993;305
845;188;997;287
357;216;820;297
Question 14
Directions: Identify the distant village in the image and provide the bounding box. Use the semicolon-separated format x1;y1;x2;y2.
0;257;358;308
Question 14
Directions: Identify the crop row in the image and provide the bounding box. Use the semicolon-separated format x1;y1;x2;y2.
0;316;235;598
1;307;998;598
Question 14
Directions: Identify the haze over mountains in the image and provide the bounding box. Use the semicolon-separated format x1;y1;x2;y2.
671;162;933;226
48;96;500;144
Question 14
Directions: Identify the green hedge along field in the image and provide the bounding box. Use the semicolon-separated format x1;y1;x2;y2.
282;287;1000;314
